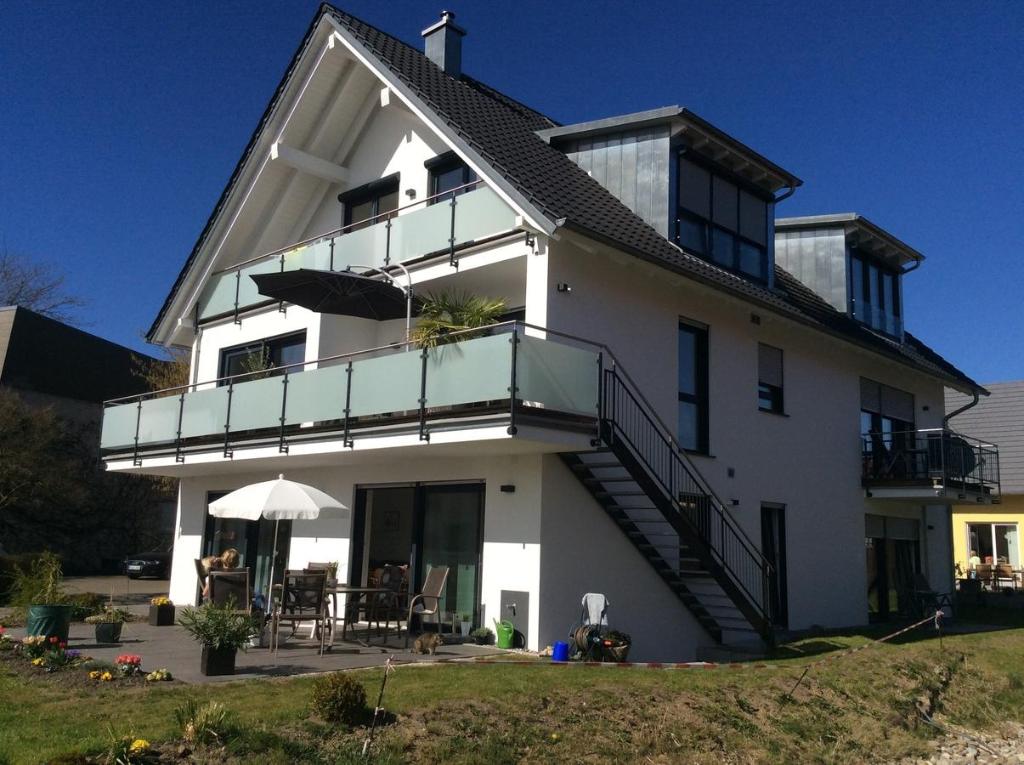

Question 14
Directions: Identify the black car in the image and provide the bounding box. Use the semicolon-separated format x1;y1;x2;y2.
123;548;172;579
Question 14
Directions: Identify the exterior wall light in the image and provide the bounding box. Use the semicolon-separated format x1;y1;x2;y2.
556;283;572;293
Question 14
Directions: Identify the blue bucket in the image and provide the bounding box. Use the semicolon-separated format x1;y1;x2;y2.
552;640;570;662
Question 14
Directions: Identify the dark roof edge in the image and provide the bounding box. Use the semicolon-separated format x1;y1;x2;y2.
776;213;925;263
146;5;330;344
558;219;982;395
538;106;803;190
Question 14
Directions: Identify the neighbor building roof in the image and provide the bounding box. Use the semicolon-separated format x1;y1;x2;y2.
946;381;1024;494
147;3;983;395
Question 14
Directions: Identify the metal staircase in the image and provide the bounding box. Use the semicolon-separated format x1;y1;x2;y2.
560;364;774;646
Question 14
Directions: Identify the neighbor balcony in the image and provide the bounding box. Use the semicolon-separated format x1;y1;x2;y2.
195;181;520;324
100;323;601;467
861;428;1000;504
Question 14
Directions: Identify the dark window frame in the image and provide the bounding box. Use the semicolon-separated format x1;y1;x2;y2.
218;330;307;385
678;319;710;454
675;150;773;284
757;343;785;414
848;248;903;337
425;152;478;204
338;173;400;231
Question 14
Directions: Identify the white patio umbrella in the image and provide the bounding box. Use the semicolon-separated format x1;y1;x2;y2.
207;474;349;604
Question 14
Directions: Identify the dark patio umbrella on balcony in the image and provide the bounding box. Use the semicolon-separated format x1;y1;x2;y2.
251;268;421;323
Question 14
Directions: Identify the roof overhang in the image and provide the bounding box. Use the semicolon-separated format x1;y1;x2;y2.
775;213;924;269
536;106;802;196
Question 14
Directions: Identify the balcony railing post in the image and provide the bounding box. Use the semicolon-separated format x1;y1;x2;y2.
592;352;604;447
328;237;335;272
342;361;354;448
174;392;186;463
132;398;143;467
278;370;290;454
233;270;241;325
418;347;430;442
223;380;234;459
448;194;458;268
278;253;286;314
384;217;392;267
507;324;519;435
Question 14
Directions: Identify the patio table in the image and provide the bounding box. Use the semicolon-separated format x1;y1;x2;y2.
329;586;401;648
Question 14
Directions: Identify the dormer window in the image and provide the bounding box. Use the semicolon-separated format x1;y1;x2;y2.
849;249;902;337
677;154;771;283
426;152;478;204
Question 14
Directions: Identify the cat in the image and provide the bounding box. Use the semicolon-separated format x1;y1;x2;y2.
412;632;443;655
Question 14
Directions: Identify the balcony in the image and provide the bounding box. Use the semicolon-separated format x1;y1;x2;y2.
861;428;1000;504
101;324;600;467
196;183;520;323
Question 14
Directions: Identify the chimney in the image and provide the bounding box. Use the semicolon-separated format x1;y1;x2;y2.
421;10;465;78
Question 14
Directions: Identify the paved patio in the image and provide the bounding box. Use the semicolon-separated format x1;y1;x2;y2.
4;619;503;684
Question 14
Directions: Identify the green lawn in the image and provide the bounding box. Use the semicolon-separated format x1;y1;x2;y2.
3;626;1024;764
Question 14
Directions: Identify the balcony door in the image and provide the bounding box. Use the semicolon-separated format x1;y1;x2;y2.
350;482;484;628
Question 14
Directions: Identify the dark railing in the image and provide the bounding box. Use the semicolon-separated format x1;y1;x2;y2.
861;428;1000;498
600;367;774;637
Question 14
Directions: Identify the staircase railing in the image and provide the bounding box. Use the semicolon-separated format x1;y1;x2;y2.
600;365;774;636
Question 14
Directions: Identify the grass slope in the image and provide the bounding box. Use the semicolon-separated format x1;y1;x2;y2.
2;628;1024;764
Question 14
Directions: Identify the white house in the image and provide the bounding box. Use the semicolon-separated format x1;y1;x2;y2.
100;6;998;661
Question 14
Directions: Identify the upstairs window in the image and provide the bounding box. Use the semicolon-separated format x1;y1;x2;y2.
677;154;771;283
339;175;400;232
860;378;915;478
219;331;307;384
849;249;902;337
678;320;710;453
426;153;478;204
757;343;784;414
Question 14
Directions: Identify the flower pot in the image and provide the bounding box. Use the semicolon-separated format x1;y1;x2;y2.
461;621;472;637
148;604;176;626
26;605;74;643
95;622;123;643
200;645;237;676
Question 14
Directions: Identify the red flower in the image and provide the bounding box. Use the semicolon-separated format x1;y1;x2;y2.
49;636;59;644
59;642;67;650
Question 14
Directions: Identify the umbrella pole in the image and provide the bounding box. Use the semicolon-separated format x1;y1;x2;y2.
269;519;280;627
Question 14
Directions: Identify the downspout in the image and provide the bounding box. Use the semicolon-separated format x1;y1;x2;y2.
773;183;797;205
943;390;979;428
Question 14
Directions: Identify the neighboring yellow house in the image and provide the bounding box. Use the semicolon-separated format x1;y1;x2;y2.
947;382;1024;578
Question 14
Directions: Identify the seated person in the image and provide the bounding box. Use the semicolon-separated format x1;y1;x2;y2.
200;555;223;599
220;548;240;570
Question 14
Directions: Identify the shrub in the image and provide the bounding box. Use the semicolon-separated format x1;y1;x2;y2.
0;553;49;606
177;600;257;651
311;671;368;726
174;698;234;746
66;592;106;621
6;552;65;607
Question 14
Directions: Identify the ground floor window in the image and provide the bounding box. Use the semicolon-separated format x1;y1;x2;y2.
760;504;788;628
349;482;484;631
967;522;1019;567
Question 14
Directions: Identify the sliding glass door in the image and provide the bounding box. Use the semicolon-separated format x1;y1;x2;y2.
967;523;1020;566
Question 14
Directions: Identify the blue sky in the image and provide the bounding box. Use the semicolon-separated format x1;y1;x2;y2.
2;1;1021;382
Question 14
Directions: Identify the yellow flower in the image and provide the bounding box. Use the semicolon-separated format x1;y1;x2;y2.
129;739;150;753
101;671;113;681
32;657;44;666
89;670;100;679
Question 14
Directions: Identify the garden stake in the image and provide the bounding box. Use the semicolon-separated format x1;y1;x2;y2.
362;655;395;758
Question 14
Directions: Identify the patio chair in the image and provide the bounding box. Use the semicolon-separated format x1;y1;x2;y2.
208;569;251;613
404;565;449;648
909;573;953;618
994;563;1017;591
270;570;327;657
975;563;994;590
194;558;210;603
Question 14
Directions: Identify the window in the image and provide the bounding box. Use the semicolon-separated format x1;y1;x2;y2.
757;343;784;413
219;331;307;384
678;321;709;453
761;504;788;628
339;175;400;232
677;154;771;283
849;249;902;337
860;378;915;479
426;153;478;203
967;523;1019;567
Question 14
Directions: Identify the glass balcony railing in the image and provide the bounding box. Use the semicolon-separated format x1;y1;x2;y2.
861;428;1001;500
196;183;518;322
101;323;600;462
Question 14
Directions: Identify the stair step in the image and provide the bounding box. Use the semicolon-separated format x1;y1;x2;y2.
570;460;621;471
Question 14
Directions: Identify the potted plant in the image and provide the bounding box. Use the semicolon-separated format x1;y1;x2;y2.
459;612;473;638
19;553;73;643
85;605;130;643
469;627;494;646
148;596;176;626
410;290;506;348
177;600;256;676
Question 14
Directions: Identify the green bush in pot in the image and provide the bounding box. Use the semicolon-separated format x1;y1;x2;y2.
177;599;257;676
13;553;74;642
85;605;130;643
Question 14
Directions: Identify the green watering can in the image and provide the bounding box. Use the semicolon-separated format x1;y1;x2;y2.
494;619;515;649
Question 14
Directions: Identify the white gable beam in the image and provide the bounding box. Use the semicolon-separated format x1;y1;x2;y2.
270;142;349;184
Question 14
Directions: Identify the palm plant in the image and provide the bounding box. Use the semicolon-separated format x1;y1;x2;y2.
410;290;506;348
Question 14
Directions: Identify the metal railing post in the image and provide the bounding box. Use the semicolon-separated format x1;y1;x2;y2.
593;352;604;447
342;361;354;448
174;392;186;463
131;399;143;467
233;270;241;325
278;253;286;314
507;324;519;435
384;217;392;267
418;347;430;442
278;370;290;454
328;237;335;272
448;195;458;268
222;381;234;459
